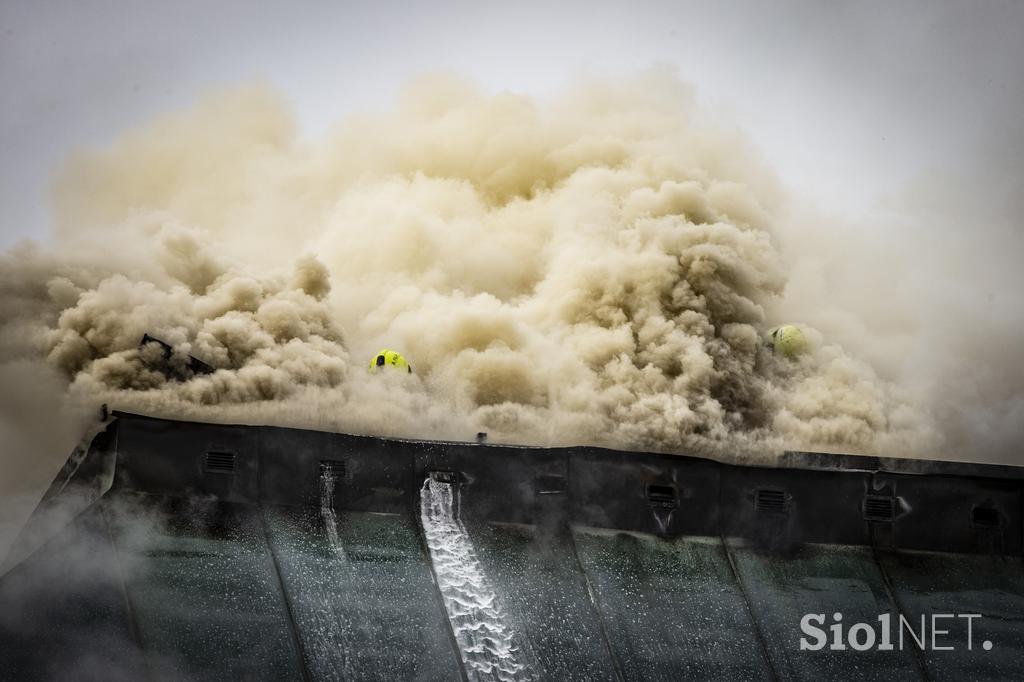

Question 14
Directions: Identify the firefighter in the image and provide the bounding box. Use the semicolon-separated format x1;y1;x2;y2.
369;349;412;373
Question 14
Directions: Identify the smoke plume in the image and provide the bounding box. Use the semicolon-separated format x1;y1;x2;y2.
2;70;959;508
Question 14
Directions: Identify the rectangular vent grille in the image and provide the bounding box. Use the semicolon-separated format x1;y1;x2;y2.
755;488;787;514
646;484;678;509
972;507;1002;529
864;495;895;522
429;470;459;485
205;451;236;474
320;460;347;480
536;474;567;495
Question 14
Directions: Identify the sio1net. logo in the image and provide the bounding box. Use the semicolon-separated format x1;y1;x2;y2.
799;613;992;652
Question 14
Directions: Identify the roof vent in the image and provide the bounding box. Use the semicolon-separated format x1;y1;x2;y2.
863;495;895;522
646;483;678;509
429;470;459;485
536;474;567;495
320;460;347;481
755;488;788;514
972;506;1002;529
205;451;236;474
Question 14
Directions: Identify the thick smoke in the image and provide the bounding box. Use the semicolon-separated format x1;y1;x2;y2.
1;71;936;493
0;361;94;563
769;180;1024;465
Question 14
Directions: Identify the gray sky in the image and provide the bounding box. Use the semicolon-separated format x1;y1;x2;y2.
2;0;1023;249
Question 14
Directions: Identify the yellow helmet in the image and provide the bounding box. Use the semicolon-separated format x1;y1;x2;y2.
766;325;808;359
369;349;412;373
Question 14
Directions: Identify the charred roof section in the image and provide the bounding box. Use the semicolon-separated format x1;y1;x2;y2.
139;333;213;381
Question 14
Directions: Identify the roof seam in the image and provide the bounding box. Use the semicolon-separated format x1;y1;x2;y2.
259;510;314;682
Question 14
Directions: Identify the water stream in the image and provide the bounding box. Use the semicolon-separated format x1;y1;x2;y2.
320;467;347;560
420;477;534;681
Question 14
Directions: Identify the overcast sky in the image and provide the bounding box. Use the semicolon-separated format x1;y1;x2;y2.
2;0;1022;250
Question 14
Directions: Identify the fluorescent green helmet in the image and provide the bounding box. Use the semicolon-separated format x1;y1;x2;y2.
369;349;412;373
766;325;808;359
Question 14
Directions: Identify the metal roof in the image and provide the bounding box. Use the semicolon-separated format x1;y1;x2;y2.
1;412;1022;680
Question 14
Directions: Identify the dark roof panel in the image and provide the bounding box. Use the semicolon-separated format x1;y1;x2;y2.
2;412;1023;680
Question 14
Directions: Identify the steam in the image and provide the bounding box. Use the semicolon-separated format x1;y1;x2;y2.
0;70;944;488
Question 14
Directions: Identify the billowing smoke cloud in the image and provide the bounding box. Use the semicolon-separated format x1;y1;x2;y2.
768;174;1024;465
1;69;941;501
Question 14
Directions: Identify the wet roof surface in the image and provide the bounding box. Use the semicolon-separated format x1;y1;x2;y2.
2;413;1022;680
